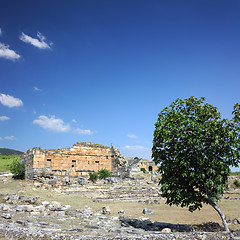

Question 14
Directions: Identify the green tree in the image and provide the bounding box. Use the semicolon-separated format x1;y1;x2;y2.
98;169;111;179
89;172;98;183
10;159;25;179
152;96;240;232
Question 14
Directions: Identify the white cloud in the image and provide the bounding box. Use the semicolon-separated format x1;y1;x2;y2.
33;86;40;91
33;115;70;132
72;119;77;123
124;145;149;151
0;116;10;121
4;136;14;140
74;128;93;135
0;28;2;36
0;42;21;61
20;32;52;49
0;93;23;108
127;134;138;139
123;145;151;159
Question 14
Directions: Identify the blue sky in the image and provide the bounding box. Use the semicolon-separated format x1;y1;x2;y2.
0;1;240;170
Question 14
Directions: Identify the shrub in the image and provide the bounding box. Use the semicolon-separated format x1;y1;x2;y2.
89;172;98;183
140;168;146;173
10;159;25;179
233;180;240;188
98;169;111;179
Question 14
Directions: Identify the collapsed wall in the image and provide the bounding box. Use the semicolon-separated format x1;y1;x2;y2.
20;142;125;182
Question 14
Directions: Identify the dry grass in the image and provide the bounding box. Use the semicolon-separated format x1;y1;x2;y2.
0;177;240;231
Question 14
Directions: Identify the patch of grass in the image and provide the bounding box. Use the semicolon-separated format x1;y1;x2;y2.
230;171;240;177
0;155;21;172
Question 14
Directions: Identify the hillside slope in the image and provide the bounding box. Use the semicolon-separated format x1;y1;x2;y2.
0;148;23;155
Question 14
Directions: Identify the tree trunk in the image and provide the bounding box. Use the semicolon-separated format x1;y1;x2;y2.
207;196;229;232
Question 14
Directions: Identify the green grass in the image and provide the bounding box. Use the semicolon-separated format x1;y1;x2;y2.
0;154;21;172
230;171;240;177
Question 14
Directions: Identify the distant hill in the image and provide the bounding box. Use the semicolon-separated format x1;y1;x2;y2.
0;148;23;155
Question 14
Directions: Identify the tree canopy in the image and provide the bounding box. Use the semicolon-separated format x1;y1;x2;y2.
152;96;240;232
10;159;25;179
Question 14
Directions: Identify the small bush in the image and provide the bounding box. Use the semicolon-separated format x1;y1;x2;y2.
140;168;146;173
98;169;111;179
10;159;25;179
233;180;240;188
89;172;98;183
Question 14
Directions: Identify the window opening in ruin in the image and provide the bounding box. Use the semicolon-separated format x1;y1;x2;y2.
88;161;89;164
95;161;99;163
71;160;76;171
148;166;153;172
106;156;108;159
46;159;52;168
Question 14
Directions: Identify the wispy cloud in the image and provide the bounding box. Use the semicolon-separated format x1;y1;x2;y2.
127;134;138;139
72;119;77;123
33;86;40;91
33;115;70;132
0;93;23;108
74;128;93;135
0;116;10;121
0;43;21;61
0;28;2;36
123;145;149;151
20;32;52;50
123;145;151;159
4;136;14;140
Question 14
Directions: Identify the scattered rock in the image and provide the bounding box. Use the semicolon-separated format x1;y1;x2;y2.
1;213;11;219
2;204;11;212
232;218;240;225
102;206;111;215
161;227;171;233
49;201;61;209
16;220;28;226
142;208;154;215
78;176;87;185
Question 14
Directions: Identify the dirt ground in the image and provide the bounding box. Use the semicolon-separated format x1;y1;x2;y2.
0;174;239;232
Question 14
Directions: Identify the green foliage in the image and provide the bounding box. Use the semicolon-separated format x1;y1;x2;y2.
98;169;111;179
152;96;240;213
134;157;139;159
233;180;240;188
140;168;146;173
89;172;98;183
0;155;21;172
89;169;111;182
9;159;25;179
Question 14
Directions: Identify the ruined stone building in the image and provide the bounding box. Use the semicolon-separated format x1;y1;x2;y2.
20;142;124;180
20;142;158;182
124;157;158;177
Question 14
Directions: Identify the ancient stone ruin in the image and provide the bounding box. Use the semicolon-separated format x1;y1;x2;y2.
20;142;124;181
20;142;158;185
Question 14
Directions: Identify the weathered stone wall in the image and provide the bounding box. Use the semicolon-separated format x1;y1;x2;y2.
137;159;158;172
20;148;45;179
20;142;124;181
